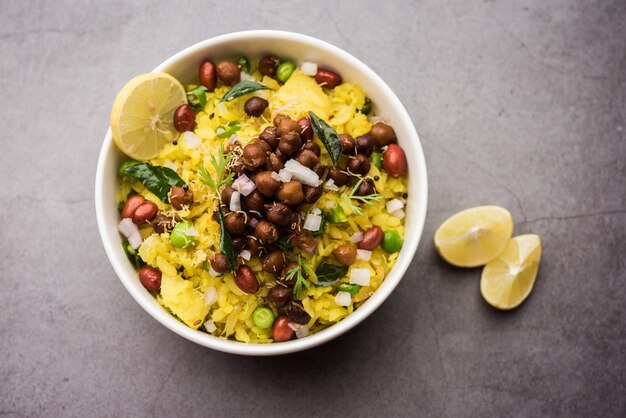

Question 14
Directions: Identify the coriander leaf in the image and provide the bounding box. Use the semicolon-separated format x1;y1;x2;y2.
122;163;185;203
187;85;207;112
342;178;383;215
221;81;272;102
358;97;373;115
315;261;349;287
216;206;236;271
198;145;234;196
236;56;251;74
276;236;293;251
216;121;241;139
308;111;342;165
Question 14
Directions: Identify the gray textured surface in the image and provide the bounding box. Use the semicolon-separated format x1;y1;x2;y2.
1;0;625;417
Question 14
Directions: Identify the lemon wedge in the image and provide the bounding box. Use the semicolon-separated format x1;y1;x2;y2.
434;206;513;267
480;234;542;310
110;72;186;160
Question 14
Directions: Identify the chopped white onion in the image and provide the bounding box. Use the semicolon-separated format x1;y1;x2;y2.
208;267;221;277
312;208;321;215
391;209;405;219
326;200;336;209
204;320;217;333
368;115;386;124
270;171;281;181
216;102;227;114
350;231;363;243
356;249;372;261
303;213;322;232
249;217;259;228
228;135;239;145
295;325;309;339
229;190;241;211
349;268;371;286
183;131;201;149
117;218;137;237
325;178;339;191
232;174;256;196
386;198;404;214
127;231;143;250
186;226;199;237
204;287;218;306
278;169;292;182
240;250;251;261
334;291;352;307
300;62;318;76
240;71;255;81
256;89;269;100
284;159;321;186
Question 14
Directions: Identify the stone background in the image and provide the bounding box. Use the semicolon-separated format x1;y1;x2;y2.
1;1;624;417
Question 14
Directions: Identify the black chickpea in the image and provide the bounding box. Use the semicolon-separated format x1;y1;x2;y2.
267;286;292;308
328;167;350;187
246;236;264;256
370;121;397;146
254;220;278;244
258;54;279;77
276;117;301;136
333;244;357;266
278;132;302;156
276;181;304;205
254;171;281;197
264;202;293;226
347;154;371;176
303;185;323;203
242;142;268;171
244;97;269;117
303;141;321;156
216;60;240;86
210;254;230;273
220;185;235;205
259;126;279;149
224;212;247;235
295;149;319;168
354;177;376;196
266;153;285;171
262;250;286;274
340;134;355;155
355;134;374;156
242;190;266;213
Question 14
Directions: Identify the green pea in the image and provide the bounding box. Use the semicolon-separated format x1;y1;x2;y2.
381;230;403;253
276;61;296;83
170;221;196;249
359;97;373;115
338;283;361;296
118;159;140;178
371;152;382;169
252;307;275;329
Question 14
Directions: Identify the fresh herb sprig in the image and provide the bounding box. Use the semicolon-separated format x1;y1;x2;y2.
341;178;383;215
285;255;312;298
198;145;235;197
198;145;237;270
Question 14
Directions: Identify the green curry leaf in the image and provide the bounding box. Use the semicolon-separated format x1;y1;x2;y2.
122;162;185;203
308;111;342;165
221;81;272;102
315;261;349;287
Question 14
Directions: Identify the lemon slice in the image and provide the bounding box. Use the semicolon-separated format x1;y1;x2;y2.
434;206;513;267
110;72;186;160
480;234;542;310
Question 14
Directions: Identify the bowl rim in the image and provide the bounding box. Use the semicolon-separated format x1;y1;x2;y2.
95;30;428;355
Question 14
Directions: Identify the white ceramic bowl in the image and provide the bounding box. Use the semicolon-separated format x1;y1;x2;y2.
95;30;428;355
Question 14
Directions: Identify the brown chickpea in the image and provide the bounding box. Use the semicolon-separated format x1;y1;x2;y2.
152;214;173;234
354;178;376;197
258;54;279;77
254;171;281;197
256;140;272;154
210;254;230;273
277;132;302;156
340;134;355;155
262;250;286;274
220;185;235;205
276;117;302;136
267;286;292;308
333;244;357;266
273;113;288;127
276;181;304;205
303;141;321;156
242;190;266;213
293;233;318;254
264;202;293;226
242;142;268;171
328;167;349;187
216;60;240;86
244;97;269;117
246;236;264;256
224;211;247;236
346;154;371;176
294;149;319;168
355;134;374;156
229;160;245;177
254;220;279;244
169;185;194;210
286;301;311;324
370;121;397;146
303;185;323;203
259;126;279;149
266;153;285;171
280;261;300;287
312;162;326;177
232;237;246;252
